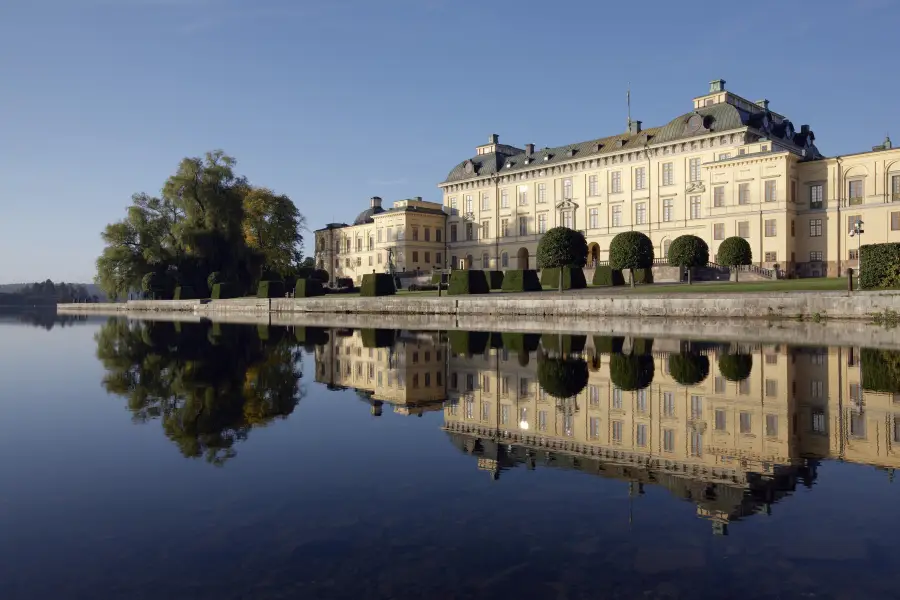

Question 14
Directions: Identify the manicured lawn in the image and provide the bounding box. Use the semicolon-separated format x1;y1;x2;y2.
593;278;850;295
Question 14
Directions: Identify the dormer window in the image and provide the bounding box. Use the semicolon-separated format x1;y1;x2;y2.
595;143;603;152
568;149;576;157
524;158;531;165
506;161;513;168
543;155;551;162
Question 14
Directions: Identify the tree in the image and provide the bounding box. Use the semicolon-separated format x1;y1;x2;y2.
242;187;305;275
536;227;587;293
609;353;655;391
718;352;753;382
537;355;589;399
667;235;709;285
609;231;654;287
667;352;710;386
717;236;753;282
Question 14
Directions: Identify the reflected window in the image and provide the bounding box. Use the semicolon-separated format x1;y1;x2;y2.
765;379;778;397
538;410;548;431
663;392;675;417
893;418;900;443
501;405;510;425
850;411;866;438
519;407;528;428
766;414;778;437
450;373;457;390
714;377;726;394
589;417;600;440
663;429;675;453
636;424;647;447
715;409;726;431
690;432;703;457
465;398;474;419
563;414;574;437
412;374;419;388
636;390;647;413
481;401;491;422
811;380;824;398
738;379;751;395
589;385;600;407
612;388;623;409
424;373;431;387
612;420;623;444
740;412;752;434
465;374;475;392
812;410;826;434
519;378;529;397
690;395;703;419
437;372;443;387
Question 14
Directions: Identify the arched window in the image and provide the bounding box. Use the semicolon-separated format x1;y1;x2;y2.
663;239;672;258
501;252;509;268
482;253;490;269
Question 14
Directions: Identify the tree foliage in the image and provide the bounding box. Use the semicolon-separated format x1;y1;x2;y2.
667;352;710;386
536;227;588;269
667;235;709;268
537;355;589;399
609;231;654;271
718;352;753;382
717;237;753;268
95;151;304;299
609;353;655;391
10;280;97;303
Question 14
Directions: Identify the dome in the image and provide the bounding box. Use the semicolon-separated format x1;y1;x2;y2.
353;205;385;225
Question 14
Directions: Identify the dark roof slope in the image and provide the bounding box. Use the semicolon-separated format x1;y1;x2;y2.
352;206;385;225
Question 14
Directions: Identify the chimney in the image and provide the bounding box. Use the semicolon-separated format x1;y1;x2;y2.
414;196;422;201
756;99;770;111
800;124;810;135
628;120;642;135
709;79;726;93
489;133;499;144
370;196;382;208
525;143;534;155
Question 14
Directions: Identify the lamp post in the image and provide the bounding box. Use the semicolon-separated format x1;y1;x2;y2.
849;219;864;291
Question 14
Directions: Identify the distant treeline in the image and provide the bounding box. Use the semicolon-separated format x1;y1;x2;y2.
0;280;100;305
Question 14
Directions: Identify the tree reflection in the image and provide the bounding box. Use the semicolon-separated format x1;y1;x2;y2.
95;319;303;465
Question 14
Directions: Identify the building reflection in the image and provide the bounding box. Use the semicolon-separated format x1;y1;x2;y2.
313;328;900;533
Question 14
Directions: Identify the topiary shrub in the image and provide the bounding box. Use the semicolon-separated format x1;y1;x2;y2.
500;333;541;361
431;272;443;285
717;237;753;282
311;269;330;283
257;280;285;298
500;269;542;292
211;282;241;300
295;326;329;350
207;271;224;292
631;268;654;285
487;271;504;290
361;273;396;297
360;328;395;348
859;243;900;289
668;235;709;284
537;355;589;399
631;337;654;356
448;270;490;295
667;353;710;386
541;334;587;356
295;279;325;298
540;267;587;290
609;354;655;391
335;277;353;288
448;330;490;356
489;332;505;349
861;348;900;392
593;266;625;287
594;336;625;354
173;286;200;300
610;231;654;288
718;352;753;382
260;269;282;282
536;227;588;293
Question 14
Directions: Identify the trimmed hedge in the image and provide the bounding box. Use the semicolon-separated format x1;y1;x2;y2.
609;354;655;391
540;266;587;290
361;273;396;297
718;353;753;382
501;332;542;355
431;272;443;284
295;279;325;298
860;243;900;289
861;348;900;393
448;270;490;295
257;280;285;298
541;334;586;356
631;338;654;355
667;353;710;386
487;271;504;290
631;268;654;285
211;282;241;300
448;330;490;356
295;326;329;348
594;336;625;354
311;269;330;283
537;355;589;399
501;269;542;292
360;328;395;348
335;277;353;288
173;286;200;300
207;271;224;291
593;266;625;286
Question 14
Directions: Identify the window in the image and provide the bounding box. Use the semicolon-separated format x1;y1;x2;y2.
612;420;623;444
662;162;673;186
482;253;489;269
465;222;473;241
436;229;442;242
663;199;673;222
612;205;622;227
714;186;725;207
636;424;647;447
449;197;457;210
481;193;490;211
765;379;777;397
713;223;725;240
714;377;726;393
464;194;473;213
812;410;826;434
764;251;777;261
850;412;866;438
501;188;509;208
436;252;442;265
848;180;863;203
410;227;418;241
518;185;528;206
377;253;382;264
377;229;383;243
765;179;776;202
690;395;702;419
501;252;508;268
791;180;797;203
847;214;862;233
765;219;777;237
589;207;599;229
739;182;750;205
588;174;599;196
810;184;824;209
589;417;601;440
893;175;900;201
500;218;509;237
761;144;769;152
635;167;646;190
538;410;547;431
663;429;675;453
450;224;457;242
809;218;823;237
663;392;674;417
635;203;646;225
810;251;824;261
538;183;547;204
738;221;749;239
563;178;573;199
663;239;671;258
612;388;622;409
368;256;373;266
719;152;731;160
562;211;573;228
368;236;374;250
412;251;419;263
355;257;361;266
611;171;622;193
811;380;824;398
690;196;701;219
356;238;362;252
739;412;752;434
424;251;430;263
481;220;490;239
715;409;726;431
518;216;528;236
892;212;900;231
538;213;547;234
766;415;778;437
690;432;703;457
739;148;746;155
689;157;701;182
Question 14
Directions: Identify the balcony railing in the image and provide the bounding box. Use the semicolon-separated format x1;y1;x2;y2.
848;196;864;206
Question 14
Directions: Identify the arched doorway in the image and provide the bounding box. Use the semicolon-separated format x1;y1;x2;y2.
587;243;600;267
662;239;672;259
517;248;529;270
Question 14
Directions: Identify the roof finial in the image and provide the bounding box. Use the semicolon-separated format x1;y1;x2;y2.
626;83;632;131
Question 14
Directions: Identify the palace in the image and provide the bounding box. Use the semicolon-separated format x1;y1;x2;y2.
440;78;900;278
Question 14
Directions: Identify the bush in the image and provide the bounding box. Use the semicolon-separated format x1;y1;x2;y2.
295;279;325;298
593;266;625;286
859;243;900;289
295;326;329;349
448;331;490;356
631;338;654;355
537;355;589;399
536;227;588;270
257;324;285;343
311;269;330;283
260;269;282;282
324;286;359;295
487;271;504;290
609;231;654;272
431;272;448;285
861;348;900;392
540;267;587;290
360;328;395;348
541;334;586;356
667;353;710;386
718;353;753;382
668;235;710;273
501;270;542;292
211;282;241;300
257;280;285;298
173;286;200;300
718;237;753;281
631;268;654;285
335;277;353;288
594;336;624;354
448;270;490;295
141;272;172;299
207;271;224;291
361;273;396;297
609;354;655;391
501;333;541;363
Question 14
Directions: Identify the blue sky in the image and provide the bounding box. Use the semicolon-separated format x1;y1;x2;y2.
1;0;898;283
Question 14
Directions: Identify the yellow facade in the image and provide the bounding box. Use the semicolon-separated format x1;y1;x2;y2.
314;196;447;284
439;79;900;277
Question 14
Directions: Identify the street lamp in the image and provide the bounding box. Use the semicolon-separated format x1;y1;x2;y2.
849;219;864;290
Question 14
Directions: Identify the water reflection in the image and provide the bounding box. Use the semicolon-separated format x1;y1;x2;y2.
0;308;89;330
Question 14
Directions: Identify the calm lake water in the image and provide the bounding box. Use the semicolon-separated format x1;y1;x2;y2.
2;314;899;600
